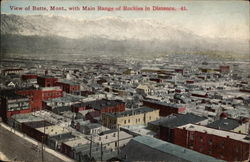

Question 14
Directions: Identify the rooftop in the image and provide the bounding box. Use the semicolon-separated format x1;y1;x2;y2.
57;79;79;86
160;113;207;128
23;120;54;128
38;75;56;79
178;124;249;143
64;137;90;148
122;136;222;162
143;99;185;109
36;125;70;136
207;118;241;131
86;99;124;110
107;107;157;118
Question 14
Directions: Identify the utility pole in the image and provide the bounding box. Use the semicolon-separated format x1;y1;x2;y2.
89;134;93;159
101;142;103;161
42;120;45;162
117;124;120;155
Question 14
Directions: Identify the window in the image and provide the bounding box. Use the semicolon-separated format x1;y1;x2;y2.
124;120;126;124
128;119;130;123
208;139;212;145
149;116;151;120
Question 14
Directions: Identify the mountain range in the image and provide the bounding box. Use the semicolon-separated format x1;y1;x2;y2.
1;14;249;59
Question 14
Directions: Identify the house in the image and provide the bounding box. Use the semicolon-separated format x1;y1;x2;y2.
136;84;150;95
83;123;104;135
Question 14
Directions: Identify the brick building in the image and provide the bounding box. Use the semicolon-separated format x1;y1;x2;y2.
219;65;230;73
37;75;58;87
72;99;125;114
159;113;208;142
0;93;30;121
173;124;250;161
16;87;63;111
142;99;186;116
55;80;80;94
21;74;38;80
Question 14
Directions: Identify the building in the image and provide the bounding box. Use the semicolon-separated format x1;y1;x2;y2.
119;136;222;162
0;92;30;121
55;80;80;94
173;124;250;161
207;117;249;134
43;94;84;110
37;75;58;87
71;99;125;114
61;137;90;159
2;68;23;76
48;133;76;151
21;74;38;81
92;129;133;150
102;107;160;129
36;125;71;143
21;120;54;142
142;99;186;116
219;65;230;73
16;87;63;111
83;123;105;135
159;113;208;142
191;91;209;98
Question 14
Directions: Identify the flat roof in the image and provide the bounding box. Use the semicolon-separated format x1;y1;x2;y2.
207;118;241;131
178;124;249;143
57;79;79;86
36;125;70;136
106;107;157;118
86;99;124;110
63;137;90;148
160;113;207;128
143;99;185;109
93;131;132;144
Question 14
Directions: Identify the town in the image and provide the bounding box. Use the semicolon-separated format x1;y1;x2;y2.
0;53;249;162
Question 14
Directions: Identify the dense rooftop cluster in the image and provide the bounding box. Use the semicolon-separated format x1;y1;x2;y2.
0;54;249;161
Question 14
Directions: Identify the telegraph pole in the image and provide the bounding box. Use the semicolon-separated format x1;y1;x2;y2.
117;124;120;155
89;134;93;159
42;120;45;162
101;142;103;161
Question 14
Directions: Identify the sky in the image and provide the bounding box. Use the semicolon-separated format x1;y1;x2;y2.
1;0;249;40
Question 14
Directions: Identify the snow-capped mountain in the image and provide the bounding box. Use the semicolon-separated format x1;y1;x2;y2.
1;14;249;58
